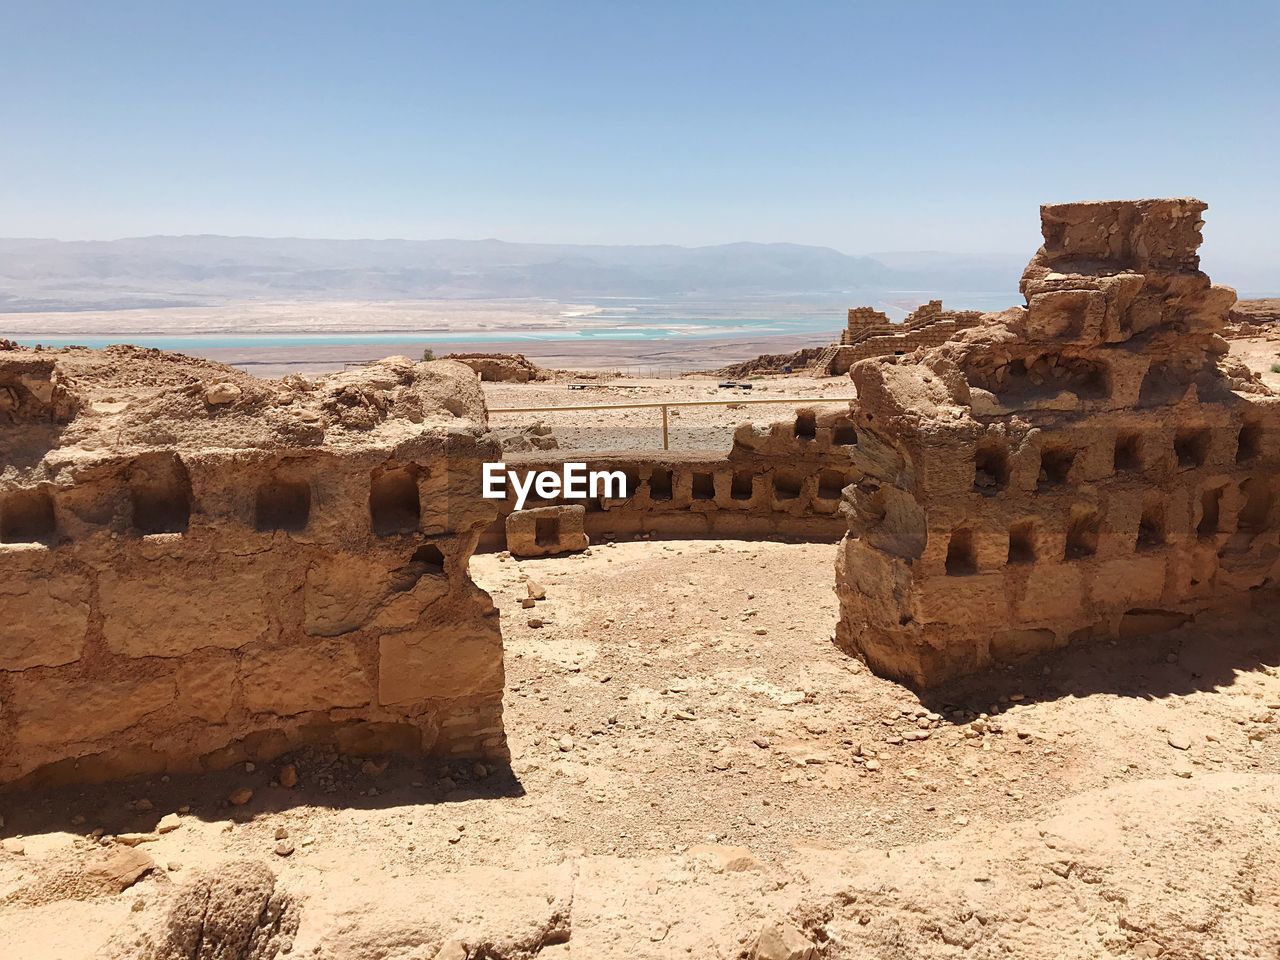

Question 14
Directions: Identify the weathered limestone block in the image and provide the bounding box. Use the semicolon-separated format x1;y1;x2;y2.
11;674;175;750
240;638;373;716
378;614;504;706
100;559;272;657
1014;563;1088;624
506;504;589;557
304;554;393;636
175;654;239;723
1091;555;1168;610
0;576;89;670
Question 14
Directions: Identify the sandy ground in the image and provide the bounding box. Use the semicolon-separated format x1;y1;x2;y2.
1;540;1277;958
1227;334;1280;392
484;374;856;452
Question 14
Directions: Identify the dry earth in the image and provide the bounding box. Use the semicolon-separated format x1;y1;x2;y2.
2;539;1278;958
1226;335;1280;393
483;374;856;452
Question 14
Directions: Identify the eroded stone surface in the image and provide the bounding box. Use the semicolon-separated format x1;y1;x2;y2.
0;351;508;787
835;198;1280;686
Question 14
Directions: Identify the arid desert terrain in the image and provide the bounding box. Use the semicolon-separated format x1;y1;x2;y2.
0;321;1278;959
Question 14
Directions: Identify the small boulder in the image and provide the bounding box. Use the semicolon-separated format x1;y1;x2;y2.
87;847;157;892
204;382;243;405
752;920;817;960
228;787;254;806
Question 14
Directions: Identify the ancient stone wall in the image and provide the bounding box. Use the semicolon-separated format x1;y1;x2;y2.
834;199;1280;687
479;407;863;550
0;349;508;788
812;301;984;375
445;353;549;383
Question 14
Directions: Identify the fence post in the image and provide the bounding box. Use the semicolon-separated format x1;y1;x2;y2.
661;405;669;450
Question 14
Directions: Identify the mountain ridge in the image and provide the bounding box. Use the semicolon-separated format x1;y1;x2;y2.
0;235;1026;311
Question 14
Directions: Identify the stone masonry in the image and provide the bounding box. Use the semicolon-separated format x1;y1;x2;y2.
482;405;864;550
834;199;1279;686
0;349;507;788
810;300;984;376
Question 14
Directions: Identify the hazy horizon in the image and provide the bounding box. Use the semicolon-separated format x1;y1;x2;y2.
3;1;1277;279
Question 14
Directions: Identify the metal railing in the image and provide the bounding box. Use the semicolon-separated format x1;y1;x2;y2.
487;395;857;449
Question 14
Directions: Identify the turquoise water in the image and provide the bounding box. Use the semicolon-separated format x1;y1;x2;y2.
5;292;1020;352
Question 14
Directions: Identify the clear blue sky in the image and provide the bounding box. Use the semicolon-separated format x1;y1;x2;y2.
2;0;1277;275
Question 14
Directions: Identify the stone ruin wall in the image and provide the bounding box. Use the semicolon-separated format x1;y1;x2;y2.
480;407;865;554
5;196;1271;789
445;352;549;383
813;301;984;376
834;198;1280;687
0;350;508;789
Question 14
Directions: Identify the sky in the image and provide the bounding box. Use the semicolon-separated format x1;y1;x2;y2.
2;0;1278;279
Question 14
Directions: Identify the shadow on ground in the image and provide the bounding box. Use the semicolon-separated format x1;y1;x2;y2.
0;752;526;842
917;596;1280;719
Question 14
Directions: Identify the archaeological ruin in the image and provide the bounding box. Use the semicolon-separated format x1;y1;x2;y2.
0;350;507;789
834;198;1280;686
480;406;862;554
1;196;1273;789
808;299;985;376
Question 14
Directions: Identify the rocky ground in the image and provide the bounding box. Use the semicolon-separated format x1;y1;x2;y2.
2;538;1278;958
483;374;857;452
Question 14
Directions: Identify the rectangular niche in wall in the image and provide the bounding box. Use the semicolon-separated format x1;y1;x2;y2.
0;488;56;544
1007;519;1036;565
1064;505;1101;560
691;472;716;501
772;470;804;502
945;528;977;575
1236;421;1263;463
129;453;192;535
370;463;421;535
409;542;446;576
731;472;754;501
832;421;858;446
255;476;312;532
1175;426;1212;469
817;470;849;501
1113;432;1143;472
1197;484;1225;538
794;410;817;440
1136;499;1166;551
974;438;1010;495
1037;445;1077;489
1237;477;1273;534
647;468;672;502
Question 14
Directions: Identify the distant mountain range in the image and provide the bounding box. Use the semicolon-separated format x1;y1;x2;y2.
0;236;1028;312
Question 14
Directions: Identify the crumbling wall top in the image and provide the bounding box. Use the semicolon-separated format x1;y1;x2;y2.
1032;198;1207;273
0;345;490;472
